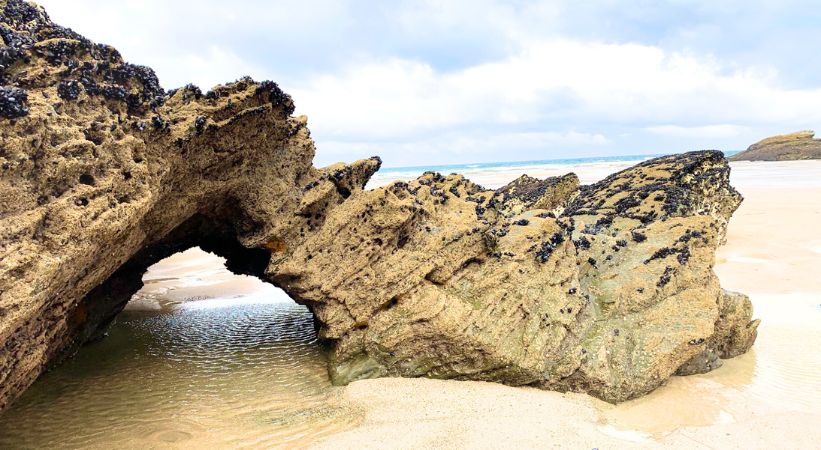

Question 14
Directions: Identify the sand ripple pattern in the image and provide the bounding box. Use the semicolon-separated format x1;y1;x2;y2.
0;302;355;449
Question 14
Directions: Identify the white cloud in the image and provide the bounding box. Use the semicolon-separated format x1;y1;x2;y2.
161;46;266;92
33;0;821;166
291;39;821;164
646;124;749;139
317;130;609;167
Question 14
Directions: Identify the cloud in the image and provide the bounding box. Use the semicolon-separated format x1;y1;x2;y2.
33;0;821;166
290;39;821;165
158;46;266;92
317;130;609;167
646;124;749;139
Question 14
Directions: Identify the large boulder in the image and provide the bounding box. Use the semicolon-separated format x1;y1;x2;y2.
0;0;756;409
273;152;758;402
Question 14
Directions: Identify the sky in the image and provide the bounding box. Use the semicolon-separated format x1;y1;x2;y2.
36;0;821;167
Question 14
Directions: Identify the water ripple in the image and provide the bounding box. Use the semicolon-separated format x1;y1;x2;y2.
0;301;355;449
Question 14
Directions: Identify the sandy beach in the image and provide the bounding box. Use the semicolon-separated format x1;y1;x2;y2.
14;158;816;449
311;160;821;449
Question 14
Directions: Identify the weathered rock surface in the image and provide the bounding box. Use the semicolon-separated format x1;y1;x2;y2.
730;130;821;161
274;152;759;401
0;0;377;409
0;0;756;410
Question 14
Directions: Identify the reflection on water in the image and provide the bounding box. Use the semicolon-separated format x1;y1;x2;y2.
0;250;357;449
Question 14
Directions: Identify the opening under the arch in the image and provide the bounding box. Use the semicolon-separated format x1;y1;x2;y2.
126;247;294;311
0;247;355;448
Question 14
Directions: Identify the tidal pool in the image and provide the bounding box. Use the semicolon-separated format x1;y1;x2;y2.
0;250;356;449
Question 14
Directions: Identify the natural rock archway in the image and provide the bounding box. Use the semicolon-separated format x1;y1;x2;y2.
0;0;757;410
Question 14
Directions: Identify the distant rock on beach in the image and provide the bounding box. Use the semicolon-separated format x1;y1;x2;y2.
730;131;821;161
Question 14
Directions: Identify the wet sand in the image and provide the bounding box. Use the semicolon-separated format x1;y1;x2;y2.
313;160;821;449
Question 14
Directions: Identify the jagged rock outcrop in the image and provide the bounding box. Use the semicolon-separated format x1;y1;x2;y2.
273;152;758;401
0;0;756;410
729;130;821;161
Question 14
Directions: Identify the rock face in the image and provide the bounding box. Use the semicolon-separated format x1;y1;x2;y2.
0;0;757;410
0;0;377;409
729;130;821;161
274;152;759;401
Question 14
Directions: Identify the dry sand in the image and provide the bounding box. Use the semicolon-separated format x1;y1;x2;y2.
311;160;821;449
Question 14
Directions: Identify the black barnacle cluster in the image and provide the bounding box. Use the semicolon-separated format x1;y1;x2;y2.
419;171;446;184
56;52;165;113
194;115;207;134
255;80;294;115
657;266;676;287
573;235;592;250
168;84;203;103
534;232;566;263
0;26;32;82
581;214;614;235
57;79;81;100
0;86;28;119
428;186;449;205
644;246;691;266
677;229;706;243
1;0;42;77
151;115;168;130
564;151;733;224
492;173;577;215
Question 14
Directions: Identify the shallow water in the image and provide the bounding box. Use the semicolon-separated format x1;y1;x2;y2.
0;252;355;449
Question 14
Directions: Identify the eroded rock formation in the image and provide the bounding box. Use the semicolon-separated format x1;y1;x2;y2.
730;130;821;161
273;152;759;401
1;0;757;410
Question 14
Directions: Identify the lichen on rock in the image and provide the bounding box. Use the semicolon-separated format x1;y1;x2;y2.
0;0;757;410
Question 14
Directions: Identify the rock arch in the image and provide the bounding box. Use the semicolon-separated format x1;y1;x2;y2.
0;0;757;410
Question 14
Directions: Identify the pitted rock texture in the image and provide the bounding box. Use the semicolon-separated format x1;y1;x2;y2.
0;0;377;410
273;152;758;402
1;0;756;410
729;130;821;161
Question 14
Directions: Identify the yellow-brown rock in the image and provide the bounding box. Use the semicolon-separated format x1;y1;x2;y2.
274;153;758;402
0;0;757;410
730;130;821;161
